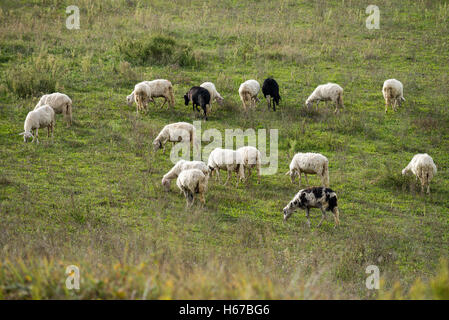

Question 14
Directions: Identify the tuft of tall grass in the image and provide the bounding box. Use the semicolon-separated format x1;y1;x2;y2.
5;53;65;98
380;259;449;299
116;35;200;67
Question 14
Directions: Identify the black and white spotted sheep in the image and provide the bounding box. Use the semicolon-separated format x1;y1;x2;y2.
283;187;340;228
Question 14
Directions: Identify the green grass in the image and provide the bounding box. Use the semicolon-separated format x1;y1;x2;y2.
0;0;448;299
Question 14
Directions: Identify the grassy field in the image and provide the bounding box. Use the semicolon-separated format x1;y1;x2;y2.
0;0;448;299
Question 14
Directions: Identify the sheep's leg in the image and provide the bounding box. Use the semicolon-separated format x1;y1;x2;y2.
385;100;389;113
47;125;50;138
298;172;302;186
224;170;231;185
185;189;194;207
304;173;309;186
217;170;221;182
199;192;205;205
332;208;340;228
242;95;249;111
318;207;327;227
266;95;271;110
235;170;240;187
202;105;208;121
257;165;261;184
182;189;190;206
333;100;339;114
305;208;311;228
392;99;397;112
160;97;167;109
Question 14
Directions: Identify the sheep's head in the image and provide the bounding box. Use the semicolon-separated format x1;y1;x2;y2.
285;170;297;184
161;177;171;191
283;202;296;221
19;131;33;142
184;94;190;106
305;100;313;109
216;97;224;106
207;166;215;178
153;139;162;152
126;94;134;106
401;168;408;176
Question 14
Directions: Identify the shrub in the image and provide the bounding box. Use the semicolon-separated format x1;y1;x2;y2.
116;36;199;67
4;53;64;98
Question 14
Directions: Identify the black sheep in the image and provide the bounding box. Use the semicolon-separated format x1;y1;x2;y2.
184;87;211;120
262;78;281;111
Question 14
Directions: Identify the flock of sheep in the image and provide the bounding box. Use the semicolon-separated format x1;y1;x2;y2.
19;77;438;228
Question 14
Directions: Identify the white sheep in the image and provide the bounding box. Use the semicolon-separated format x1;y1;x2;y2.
382;79;405;113
133;82;153;114
237;146;261;184
200;82;224;110
162;160;209;191
20;105;55;143
239;80;260;111
402;153;437;194
207;148;245;186
34;92;72;126
286;153;329;187
153;122;197;152
127;79;174;109
176;168;208;207
305;83;344;113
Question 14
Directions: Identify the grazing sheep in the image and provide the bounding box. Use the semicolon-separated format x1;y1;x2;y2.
20;105;55;143
176;168;208;207
286;153;329;187
127;79;175;109
133;82;153;114
382;79;405;113
262;78;281;111
162;160;209;192
239;80;260;111
200;82;224;110
34;92;72;126
305;83;344;113
402;153;437;194
283;187;340;228
153;122;197;152
184;86;211;120
207;148;245;186
236;146;261;184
